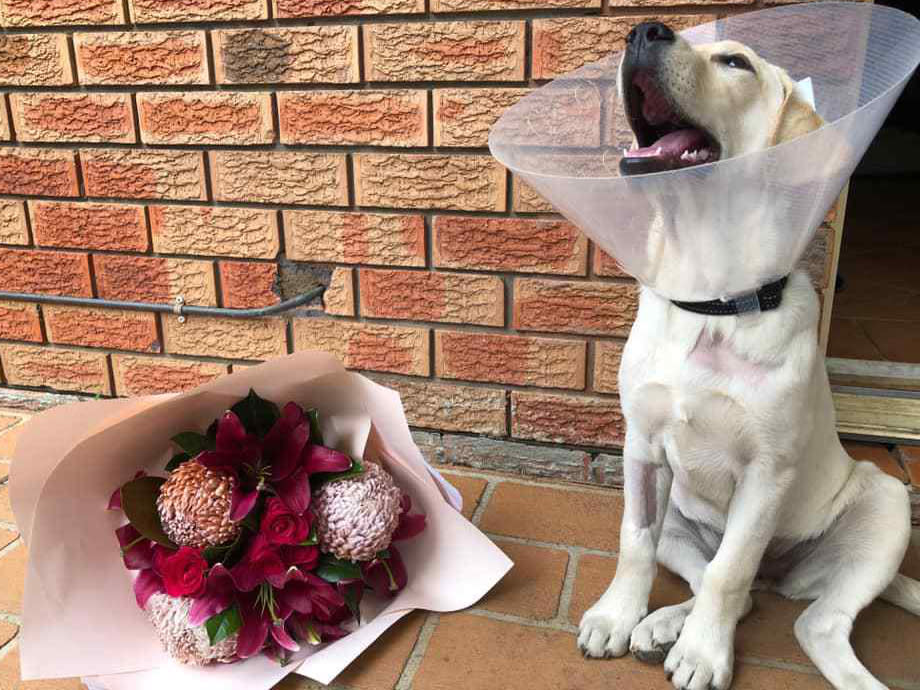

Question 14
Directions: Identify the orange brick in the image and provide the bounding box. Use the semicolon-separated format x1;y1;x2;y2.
594;247;630;278
1;0;123;25
436;331;585;389
0;543;27;613
437;471;487;519
44;306;160;353
95;255;217;306
360;269;504;326
0;97;10;140
211;151;348;206
74;31;209;85
81;149;206;201
434;0;593;9
283;210;425;267
219;261;279;309
30;201;148;252
138;92;274;146
0;148;79;197
0;344;110;395
354;154;505;211
129;0;268;22
150;205;278;259
278;90;427;147
0;34;73;86
514;278;639;336
364;21;525;82
112;354;228;396
480;542;569;619
433;88;528;147
293;319;429;376
213;27;359;84
0;249;91;297
10;93;134;143
593;340;624;394
162;316;287;360
0;301;42;343
0;646;86;690
0;200;28;245
433;216;586;275
273;0;421;17
512;175;555;213
324;268;355;317
512;391;625;447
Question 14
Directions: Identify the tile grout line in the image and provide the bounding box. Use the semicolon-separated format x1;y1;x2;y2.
552;547;581;628
394;613;440;690
487;532;618;559
464;607;577;634
441;466;623;499
0;538;21;559
468;479;498;527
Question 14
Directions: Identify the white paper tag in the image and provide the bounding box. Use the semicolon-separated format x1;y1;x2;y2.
795;77;816;109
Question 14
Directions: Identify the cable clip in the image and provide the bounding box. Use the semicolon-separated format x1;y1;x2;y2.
173;296;186;324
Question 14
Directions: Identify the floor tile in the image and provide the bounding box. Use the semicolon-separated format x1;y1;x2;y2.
0;486;13;523
0;425;26;461
438;472;488;520
0;647;86;690
827;318;884;360
859;320;920;364
842;442;907;482
0;619;16;648
0;543;27;614
0;416;21;434
0;527;17;550
0;462;9;483
479;542;568;620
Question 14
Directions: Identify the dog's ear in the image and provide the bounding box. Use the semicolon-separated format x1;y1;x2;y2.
771;71;825;146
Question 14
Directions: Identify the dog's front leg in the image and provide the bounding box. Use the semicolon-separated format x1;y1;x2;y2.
664;463;792;690
578;430;671;658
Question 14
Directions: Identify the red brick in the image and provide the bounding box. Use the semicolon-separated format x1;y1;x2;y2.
365;21;525;82
436;331;585;389
162;316;287;360
112;354;228;396
95;255;217;306
283;210;425;267
150;205;278;259
433;88;528;147
1;0;123;25
278;90;426;147
219;261;279;309
273;0;421;17
293;319;429;376
129;0;267;22
324;268;355;317
138;92;274;146
213;27;359;84
0;34;73;86
594;247;630;278
0;200;28;245
10;92;134;143
74;31;208;85
44;306;159;353
354;154;505;211
0;301;42;343
0;148;78;197
0;96;10;140
512;391;624;447
30;201;148;252
211;151;348;206
514;278;639;336
512;175;555;213
433;216;587;275
433;0;593;8
81;149;207;201
360;269;504;326
593;340;624;395
0;249;91;297
0;344;110;395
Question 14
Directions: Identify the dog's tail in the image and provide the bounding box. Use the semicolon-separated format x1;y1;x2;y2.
880;574;920;616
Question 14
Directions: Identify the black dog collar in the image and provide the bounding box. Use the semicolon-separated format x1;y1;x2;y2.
671;276;789;316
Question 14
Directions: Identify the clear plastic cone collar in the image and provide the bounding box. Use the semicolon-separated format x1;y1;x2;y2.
489;2;920;302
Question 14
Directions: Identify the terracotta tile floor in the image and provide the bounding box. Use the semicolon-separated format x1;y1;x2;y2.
0;410;918;690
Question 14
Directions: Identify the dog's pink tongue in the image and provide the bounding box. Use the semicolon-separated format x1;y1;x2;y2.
628;129;708;159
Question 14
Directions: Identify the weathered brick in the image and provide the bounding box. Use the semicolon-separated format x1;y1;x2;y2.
1;0;123;25
0;344;110;395
0;148;78;197
150;206;278;259
11;93;134;144
512;176;555;213
138;92;274;146
95;255;217;306
29;201;148;252
0;249;91;296
293;320;428;376
213;27;359;84
433;88;527;147
273;0;421;17
283;211;424;267
0;201;28;245
81;149;206;201
799;224;834;290
512;391;624;447
75;31;208;85
593;340;624;394
591;453;624;487
112;354;228;396
355;154;505;211
44;306;160;353
436;331;585;389
514;279;639;336
219;261;279;309
0;98;10;140
364;21;525;82
433;0;594;12
129;0;267;22
610;0;748;4
0;34;73;86
594;248;629;278
442;434;591;481
532;15;714;79
324;268;355;317
0;301;42;343
361;269;504;326
163;316;287;360
278;90;427;147
434;216;587;275
211;151;348;206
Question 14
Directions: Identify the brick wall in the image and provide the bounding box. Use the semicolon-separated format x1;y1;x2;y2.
0;0;838;485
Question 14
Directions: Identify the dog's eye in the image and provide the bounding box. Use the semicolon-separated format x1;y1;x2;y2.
715;54;755;72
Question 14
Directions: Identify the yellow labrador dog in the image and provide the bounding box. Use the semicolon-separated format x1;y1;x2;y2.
577;21;920;690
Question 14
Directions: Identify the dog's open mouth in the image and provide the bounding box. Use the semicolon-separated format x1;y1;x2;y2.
621;71;722;175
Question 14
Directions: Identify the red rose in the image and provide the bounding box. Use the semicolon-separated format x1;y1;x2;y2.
154;546;208;598
260;497;311;546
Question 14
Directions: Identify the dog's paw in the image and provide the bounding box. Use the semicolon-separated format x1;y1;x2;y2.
578;605;645;659
664;615;734;690
630;602;692;665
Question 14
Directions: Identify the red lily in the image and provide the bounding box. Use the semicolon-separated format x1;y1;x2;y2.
189;564;236;626
236;588;299;659
230;534;287;591
361;546;408;598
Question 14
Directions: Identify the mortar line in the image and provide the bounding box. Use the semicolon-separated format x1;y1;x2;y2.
0;537;21;559
439;467;624;498
487;533;617;559
469;479;498;526
394;613;440;690
465;607;578;634
554;546;582;626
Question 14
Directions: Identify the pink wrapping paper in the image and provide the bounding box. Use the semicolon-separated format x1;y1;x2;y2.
10;352;512;688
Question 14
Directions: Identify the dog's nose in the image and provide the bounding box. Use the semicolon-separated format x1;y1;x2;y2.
627;21;676;47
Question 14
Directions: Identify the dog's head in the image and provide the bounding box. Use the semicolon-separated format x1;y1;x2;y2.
619;21;824;176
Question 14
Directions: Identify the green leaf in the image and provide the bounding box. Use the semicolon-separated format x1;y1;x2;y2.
310;457;365;490
171;431;213;456
376;549;390;560
205;606;242;646
306;409;324;446
120;476;176;549
315;555;362;583
298;526;319;547
164;452;190;472
231;389;280;438
342;584;363;625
